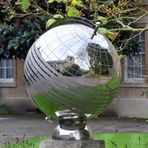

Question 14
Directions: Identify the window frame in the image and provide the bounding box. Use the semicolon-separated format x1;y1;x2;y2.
124;32;145;83
0;58;16;87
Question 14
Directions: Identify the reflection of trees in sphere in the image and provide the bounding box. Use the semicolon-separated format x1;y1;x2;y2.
24;18;121;119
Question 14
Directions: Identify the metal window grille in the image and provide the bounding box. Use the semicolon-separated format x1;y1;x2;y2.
0;58;14;82
125;33;145;82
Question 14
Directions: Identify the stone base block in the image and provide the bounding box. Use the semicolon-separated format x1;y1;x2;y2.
40;140;105;148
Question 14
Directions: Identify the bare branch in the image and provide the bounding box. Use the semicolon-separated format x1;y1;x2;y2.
30;0;53;18
128;12;148;25
109;27;148;32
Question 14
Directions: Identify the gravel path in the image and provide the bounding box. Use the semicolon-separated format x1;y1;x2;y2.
0;114;148;146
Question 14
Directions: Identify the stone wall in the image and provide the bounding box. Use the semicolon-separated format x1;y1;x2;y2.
0;58;34;113
1;57;148;118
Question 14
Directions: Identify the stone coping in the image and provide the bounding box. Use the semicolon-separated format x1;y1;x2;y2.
40;140;105;148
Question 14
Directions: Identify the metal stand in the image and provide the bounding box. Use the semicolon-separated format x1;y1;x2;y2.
52;108;90;140
42;109;105;148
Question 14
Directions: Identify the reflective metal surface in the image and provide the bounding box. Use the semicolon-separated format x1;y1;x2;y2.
52;108;90;140
24;17;121;119
53;125;90;140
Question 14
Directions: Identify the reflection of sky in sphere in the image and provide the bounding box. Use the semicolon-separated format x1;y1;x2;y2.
36;24;109;70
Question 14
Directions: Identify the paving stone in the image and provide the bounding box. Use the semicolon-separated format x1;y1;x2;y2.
40;140;105;148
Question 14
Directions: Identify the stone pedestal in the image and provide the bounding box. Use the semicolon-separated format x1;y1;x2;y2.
40;140;105;148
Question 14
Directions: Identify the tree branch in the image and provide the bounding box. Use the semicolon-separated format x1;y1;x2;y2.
109;27;148;32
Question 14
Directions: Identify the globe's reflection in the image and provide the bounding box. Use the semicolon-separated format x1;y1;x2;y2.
24;18;121;119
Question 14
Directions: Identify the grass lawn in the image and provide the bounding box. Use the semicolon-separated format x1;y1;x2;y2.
2;136;50;148
2;133;148;148
93;133;148;148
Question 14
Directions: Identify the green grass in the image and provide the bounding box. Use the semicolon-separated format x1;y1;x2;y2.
2;136;51;148
2;133;148;148
93;133;148;148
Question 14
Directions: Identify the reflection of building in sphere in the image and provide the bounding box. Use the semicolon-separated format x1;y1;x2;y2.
48;56;75;73
87;43;113;76
24;18;121;119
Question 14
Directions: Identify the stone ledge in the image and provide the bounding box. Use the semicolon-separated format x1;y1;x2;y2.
40;140;105;148
0;82;16;88
121;83;148;88
109;99;148;118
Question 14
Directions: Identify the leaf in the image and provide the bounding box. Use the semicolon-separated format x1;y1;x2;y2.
46;19;56;29
66;6;81;17
53;14;64;19
21;0;30;11
107;32;118;41
98;27;109;34
98;28;118;41
8;38;19;50
48;0;55;3
48;0;68;3
71;0;84;8
97;16;108;25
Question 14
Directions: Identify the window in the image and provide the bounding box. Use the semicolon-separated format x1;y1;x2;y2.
124;33;145;82
0;58;14;83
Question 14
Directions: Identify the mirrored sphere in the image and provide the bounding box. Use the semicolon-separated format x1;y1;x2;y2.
24;18;121;119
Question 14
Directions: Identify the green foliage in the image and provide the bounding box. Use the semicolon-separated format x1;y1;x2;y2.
97;16;108;25
0;0;147;58
48;0;84;7
48;0;69;3
53;14;64;19
71;0;84;8
46;18;56;29
0;16;46;58
113;31;141;56
107;32;119;41
0;1;48;58
0;20;41;58
66;6;81;16
20;0;31;11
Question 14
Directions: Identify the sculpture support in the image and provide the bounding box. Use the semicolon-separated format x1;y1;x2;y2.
52;109;90;140
43;109;105;148
40;140;105;148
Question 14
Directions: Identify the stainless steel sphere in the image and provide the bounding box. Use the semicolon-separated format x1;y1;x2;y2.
24;17;121;119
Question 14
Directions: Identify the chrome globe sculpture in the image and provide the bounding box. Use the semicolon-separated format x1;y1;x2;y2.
24;17;121;140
